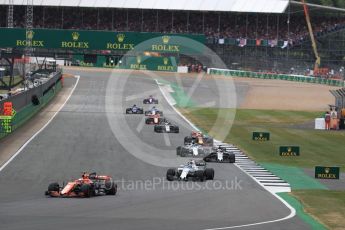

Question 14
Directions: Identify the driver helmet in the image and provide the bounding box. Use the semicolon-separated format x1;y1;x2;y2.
82;172;88;179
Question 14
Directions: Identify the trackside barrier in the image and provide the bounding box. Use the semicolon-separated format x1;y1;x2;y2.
207;68;345;87
0;77;62;140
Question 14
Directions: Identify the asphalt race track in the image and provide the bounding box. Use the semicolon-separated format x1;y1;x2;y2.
0;69;310;230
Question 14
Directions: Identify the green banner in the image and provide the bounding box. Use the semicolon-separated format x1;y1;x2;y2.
0;28;205;54
252;132;270;141
315;166;340;179
279;146;300;156
122;56;177;72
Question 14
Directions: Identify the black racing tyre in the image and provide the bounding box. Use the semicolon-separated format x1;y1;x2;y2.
48;182;59;192
176;146;182;155
205;168;215;180
105;182;117;195
184;136;192;145
154;126;162;133
228;153;235;163
154;100;158;104
196;170;205;182
203;157;210;162
180;149;187;157
80;184;92;197
175;127;179;133
166;168;176;181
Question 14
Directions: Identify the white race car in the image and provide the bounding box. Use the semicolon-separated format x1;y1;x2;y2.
166;160;214;181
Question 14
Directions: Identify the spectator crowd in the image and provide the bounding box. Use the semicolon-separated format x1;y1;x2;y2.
1;6;345;47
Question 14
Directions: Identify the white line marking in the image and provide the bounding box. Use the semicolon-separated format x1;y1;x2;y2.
155;79;296;229
163;133;171;146
0;75;80;172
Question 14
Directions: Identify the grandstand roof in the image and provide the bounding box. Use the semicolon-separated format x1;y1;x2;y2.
0;0;289;13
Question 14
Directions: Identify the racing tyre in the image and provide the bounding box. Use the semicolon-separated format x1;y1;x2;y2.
184;136;192;145
105;181;117;195
176;146;182;156
180;149;187;157
196;170;205;182
48;182;59;192
154;126;162;133
228;154;235;163
80;184;93;198
166;168;176;181
175;127;179;133
205;168;214;180
203;157;210;162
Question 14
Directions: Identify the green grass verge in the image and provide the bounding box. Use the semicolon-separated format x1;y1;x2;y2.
278;192;326;230
180;107;344;229
291;190;345;230
181;108;345;171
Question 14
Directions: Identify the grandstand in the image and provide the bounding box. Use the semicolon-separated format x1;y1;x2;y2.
1;0;345;76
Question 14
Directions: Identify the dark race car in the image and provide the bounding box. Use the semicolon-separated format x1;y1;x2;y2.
144;109;163;116
126;106;144;114
203;148;235;163
166;160;214;181
145;114;167;124
45;172;117;198
154;122;179;133
176;144;213;157
184;131;213;146
143;96;158;104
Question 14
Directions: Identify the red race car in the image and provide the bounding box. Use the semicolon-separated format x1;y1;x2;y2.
45;172;117;198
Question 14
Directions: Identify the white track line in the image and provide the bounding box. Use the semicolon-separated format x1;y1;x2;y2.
163;133;171;146
155;79;296;229
0;75;80;172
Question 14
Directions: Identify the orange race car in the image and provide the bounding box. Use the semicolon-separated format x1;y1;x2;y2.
145;114;167;124
45;172;117;198
184;131;214;146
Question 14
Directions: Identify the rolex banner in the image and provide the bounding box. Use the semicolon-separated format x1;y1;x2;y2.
252;132;270;141
122;56;177;72
315;166;340;179
279;146;300;156
0;28;205;54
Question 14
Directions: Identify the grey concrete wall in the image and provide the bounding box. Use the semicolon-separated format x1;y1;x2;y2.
0;72;62;111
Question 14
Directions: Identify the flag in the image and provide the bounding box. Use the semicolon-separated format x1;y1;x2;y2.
239;38;247;47
281;40;288;49
256;39;261;46
218;38;224;44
